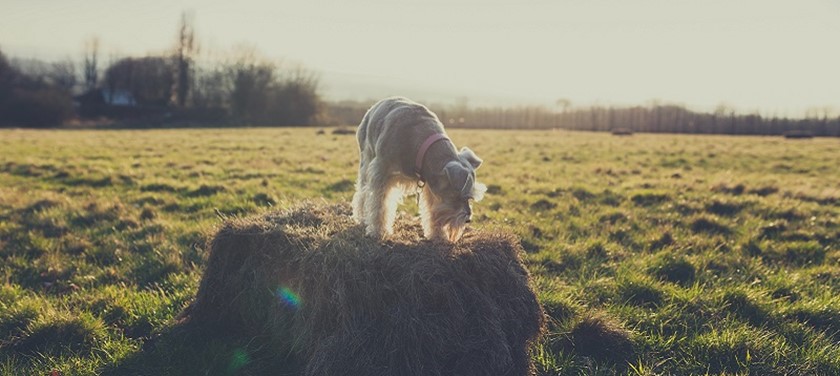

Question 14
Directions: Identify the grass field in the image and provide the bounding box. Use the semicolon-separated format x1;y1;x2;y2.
1;127;838;375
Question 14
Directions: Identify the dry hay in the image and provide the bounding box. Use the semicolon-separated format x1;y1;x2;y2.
181;202;545;376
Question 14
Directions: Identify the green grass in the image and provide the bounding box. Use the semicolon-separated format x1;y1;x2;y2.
1;128;838;375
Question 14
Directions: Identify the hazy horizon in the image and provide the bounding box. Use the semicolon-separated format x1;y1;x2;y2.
2;0;838;116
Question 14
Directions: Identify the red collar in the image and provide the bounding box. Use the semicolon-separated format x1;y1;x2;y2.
415;133;449;179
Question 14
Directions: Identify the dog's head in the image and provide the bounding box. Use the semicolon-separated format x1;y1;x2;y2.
427;147;487;242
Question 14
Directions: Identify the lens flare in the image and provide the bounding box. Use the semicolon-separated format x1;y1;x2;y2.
227;348;250;375
275;286;301;309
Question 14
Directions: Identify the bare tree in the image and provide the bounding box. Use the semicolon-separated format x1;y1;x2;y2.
103;51;121;103
555;98;571;127
83;37;99;90
555;98;571;111
104;56;174;106
271;64;322;125
9;57;49;83
7;57;74;93
227;47;274;121
0;50;16;102
191;62;229;110
173;12;196;107
49;59;77;93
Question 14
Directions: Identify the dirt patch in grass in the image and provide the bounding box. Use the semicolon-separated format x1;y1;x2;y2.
141;183;180;193
485;184;503;195
649;255;696;286
531;199;557;211
761;241;826;267
187;184;226;197
706;200;744;216
690;216;732;235
631;191;669;207
325;178;354;192
569;313;635;364
649;232;675;251
617;277;664;308
251;192;277;206
66;175;114;188
721;289;769;326
748;186;779;197
139;207;156;221
712;182;746;196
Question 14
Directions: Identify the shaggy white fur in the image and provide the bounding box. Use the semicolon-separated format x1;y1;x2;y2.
352;97;486;242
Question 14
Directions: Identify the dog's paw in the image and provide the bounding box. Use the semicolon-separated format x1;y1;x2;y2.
364;226;386;241
424;229;452;243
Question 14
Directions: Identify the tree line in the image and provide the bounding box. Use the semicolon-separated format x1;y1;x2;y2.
324;100;840;137
0;13;321;127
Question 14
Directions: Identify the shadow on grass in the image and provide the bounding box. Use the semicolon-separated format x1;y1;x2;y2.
101;320;304;376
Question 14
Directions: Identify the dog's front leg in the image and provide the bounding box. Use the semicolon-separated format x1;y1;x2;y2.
363;161;394;239
418;187;443;240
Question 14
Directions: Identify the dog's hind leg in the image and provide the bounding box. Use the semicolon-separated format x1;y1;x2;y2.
381;182;405;236
351;149;372;224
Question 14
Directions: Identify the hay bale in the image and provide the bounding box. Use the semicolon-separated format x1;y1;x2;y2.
331;126;356;135
610;128;633;136
783;130;814;139
182;203;544;376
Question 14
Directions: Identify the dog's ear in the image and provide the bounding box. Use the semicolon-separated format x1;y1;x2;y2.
444;161;468;192
445;162;483;199
458;147;482;170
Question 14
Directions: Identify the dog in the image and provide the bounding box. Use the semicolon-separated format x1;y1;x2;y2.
352;97;486;242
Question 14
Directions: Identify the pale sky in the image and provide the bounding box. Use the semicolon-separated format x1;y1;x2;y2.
1;0;838;115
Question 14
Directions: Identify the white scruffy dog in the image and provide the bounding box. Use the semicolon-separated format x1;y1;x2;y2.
352;97;486;242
